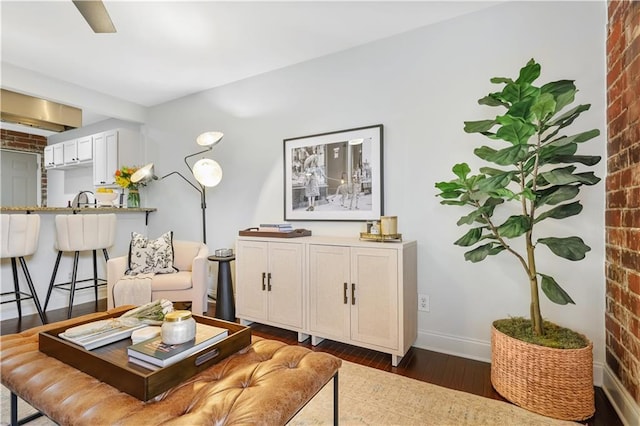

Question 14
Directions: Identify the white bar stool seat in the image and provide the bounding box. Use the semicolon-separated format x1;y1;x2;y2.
1;214;46;324
44;214;116;318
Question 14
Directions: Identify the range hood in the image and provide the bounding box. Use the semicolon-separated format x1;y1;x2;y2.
0;89;82;132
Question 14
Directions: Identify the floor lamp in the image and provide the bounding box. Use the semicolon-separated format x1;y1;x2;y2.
132;131;224;243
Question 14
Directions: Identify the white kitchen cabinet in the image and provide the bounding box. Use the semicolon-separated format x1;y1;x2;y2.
44;144;64;169
76;136;93;162
63;140;77;164
236;239;306;340
93;129;140;186
235;235;417;366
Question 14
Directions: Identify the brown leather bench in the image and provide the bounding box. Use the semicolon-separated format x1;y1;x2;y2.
1;307;341;425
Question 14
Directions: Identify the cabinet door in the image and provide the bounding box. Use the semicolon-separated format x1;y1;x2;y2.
267;242;304;329
236;240;269;321
93;133;107;184
44;146;54;168
77;136;93;161
308;244;351;340
63;140;77;164
350;247;399;349
104;130;118;181
53;144;64;166
93;131;118;185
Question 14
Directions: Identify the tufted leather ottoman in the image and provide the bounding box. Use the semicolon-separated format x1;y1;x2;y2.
1;308;342;425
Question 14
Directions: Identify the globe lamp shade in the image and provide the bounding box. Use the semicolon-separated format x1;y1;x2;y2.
196;131;224;147
193;158;223;187
131;163;156;184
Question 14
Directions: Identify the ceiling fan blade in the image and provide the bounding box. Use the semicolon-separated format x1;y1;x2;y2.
72;0;116;33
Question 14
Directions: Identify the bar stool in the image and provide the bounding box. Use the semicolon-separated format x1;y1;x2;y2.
44;214;116;318
1;214;46;324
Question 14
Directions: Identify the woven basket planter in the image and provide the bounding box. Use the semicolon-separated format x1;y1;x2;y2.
491;323;594;421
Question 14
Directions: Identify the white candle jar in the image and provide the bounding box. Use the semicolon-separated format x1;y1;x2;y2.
161;310;196;344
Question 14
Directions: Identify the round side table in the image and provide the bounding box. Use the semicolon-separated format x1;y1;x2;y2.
207;255;236;321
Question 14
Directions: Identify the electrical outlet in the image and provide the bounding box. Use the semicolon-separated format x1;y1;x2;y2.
418;294;429;312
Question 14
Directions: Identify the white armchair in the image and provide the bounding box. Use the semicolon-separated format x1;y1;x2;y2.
107;240;209;314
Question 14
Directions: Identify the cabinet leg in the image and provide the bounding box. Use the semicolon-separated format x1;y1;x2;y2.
311;335;325;346
297;332;309;343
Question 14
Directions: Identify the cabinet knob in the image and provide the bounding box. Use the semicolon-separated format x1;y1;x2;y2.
267;272;272;291
343;283;348;304
261;272;266;291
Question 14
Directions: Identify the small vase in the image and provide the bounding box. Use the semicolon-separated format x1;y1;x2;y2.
127;189;140;208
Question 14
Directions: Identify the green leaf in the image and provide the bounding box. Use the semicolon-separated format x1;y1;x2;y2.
548;129;600;146
464;243;493;262
538;236;591;261
478;94;509;108
497;215;531;238
440;200;467;206
477;172;514;192
452;163;471;180
547;155;602;166
540;80;576;113
501;83;540;105
490;77;514;85
475;144;531;165
457;209;485;226
540;274;575;305
454;228;483;246
435;181;463;191
479;166;509;176
535;185;580;206
531;92;556;123
464;120;496;134
516;59;541;85
534;201;583;223
495;120;536;145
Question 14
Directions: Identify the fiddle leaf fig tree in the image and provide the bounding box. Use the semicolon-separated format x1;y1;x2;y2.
435;59;601;337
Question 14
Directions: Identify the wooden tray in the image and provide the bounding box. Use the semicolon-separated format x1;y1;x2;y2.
238;228;312;238
39;313;251;401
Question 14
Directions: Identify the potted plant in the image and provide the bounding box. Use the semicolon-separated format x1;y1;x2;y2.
435;59;601;421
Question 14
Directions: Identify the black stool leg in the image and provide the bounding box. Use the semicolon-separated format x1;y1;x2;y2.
92;249;98;303
44;251;63;312
10;258;22;320
67;251;79;318
18;256;47;324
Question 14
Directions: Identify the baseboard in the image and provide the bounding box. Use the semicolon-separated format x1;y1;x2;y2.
414;329;605;386
603;365;640;426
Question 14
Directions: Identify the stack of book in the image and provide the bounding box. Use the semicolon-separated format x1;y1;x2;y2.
127;323;228;370
258;223;294;232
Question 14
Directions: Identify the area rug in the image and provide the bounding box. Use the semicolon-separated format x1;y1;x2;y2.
1;361;577;426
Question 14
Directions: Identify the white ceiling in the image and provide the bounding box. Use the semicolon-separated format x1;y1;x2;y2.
1;1;498;130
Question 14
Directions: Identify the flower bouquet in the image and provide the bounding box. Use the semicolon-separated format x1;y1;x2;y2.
114;165;140;207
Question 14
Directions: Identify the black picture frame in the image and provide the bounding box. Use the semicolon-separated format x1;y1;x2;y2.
283;124;383;221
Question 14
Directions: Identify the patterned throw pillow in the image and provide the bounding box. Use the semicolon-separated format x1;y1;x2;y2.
126;231;178;275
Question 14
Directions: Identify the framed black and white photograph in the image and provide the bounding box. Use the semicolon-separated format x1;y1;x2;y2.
284;124;383;221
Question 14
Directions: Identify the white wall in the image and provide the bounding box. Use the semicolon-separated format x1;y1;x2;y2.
141;1;607;379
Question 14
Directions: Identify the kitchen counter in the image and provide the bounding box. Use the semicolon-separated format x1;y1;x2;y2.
1;206;156;224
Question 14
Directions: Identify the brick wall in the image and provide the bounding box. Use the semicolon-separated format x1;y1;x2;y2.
606;0;640;404
0;128;48;205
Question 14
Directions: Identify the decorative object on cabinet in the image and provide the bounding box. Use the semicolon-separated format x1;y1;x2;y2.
434;59;600;420
132;131;224;243
283;125;383;221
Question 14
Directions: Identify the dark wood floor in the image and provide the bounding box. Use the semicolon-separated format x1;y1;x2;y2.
0;300;621;426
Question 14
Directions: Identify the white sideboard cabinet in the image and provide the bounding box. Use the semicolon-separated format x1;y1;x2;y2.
236;235;417;366
236;239;306;340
